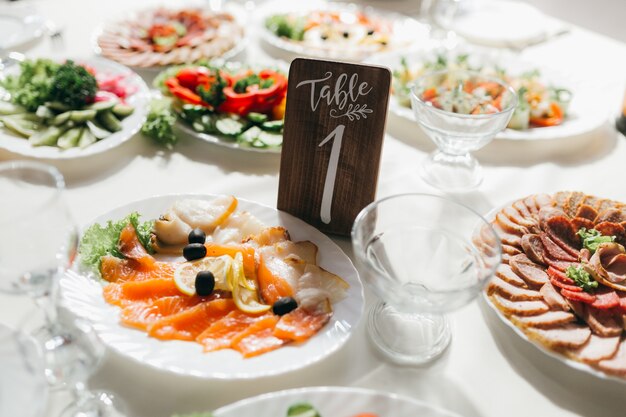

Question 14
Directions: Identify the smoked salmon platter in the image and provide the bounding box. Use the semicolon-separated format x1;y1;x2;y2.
60;194;363;379
481;191;626;382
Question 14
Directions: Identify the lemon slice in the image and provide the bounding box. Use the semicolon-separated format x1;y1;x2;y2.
174;255;233;296
230;252;271;314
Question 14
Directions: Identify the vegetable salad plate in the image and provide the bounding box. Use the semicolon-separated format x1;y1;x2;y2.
212;386;462;417
259;0;430;62
60;194;364;379
154;60;288;153
481;191;626;384
0;57;150;159
373;49;609;141
0;4;46;51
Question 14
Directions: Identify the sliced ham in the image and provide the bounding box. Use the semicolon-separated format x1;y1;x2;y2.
487;276;543;301
509;254;549;287
496;212;529;236
490;293;549;316
502;244;522;257
553;191;570;211
534;193;554;211
540;282;570;311
513;200;533;218
492;223;522;247
570;334;621;363
496;263;528;288
597;339;626;376
521;234;547;265
544;216;580;258
502;206;538;230
526;324;591;349
511;310;575;329
588;243;626;289
582;306;623;337
539;233;578;262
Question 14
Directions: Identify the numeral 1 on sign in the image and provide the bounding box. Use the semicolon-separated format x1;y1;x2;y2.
318;124;346;224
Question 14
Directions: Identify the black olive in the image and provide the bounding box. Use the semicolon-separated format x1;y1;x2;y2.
195;271;215;296
367;29;375;36
380;41;387;46
342;31;350;38
183;243;207;261
320;34;329;41
272;297;298;316
188;228;206;244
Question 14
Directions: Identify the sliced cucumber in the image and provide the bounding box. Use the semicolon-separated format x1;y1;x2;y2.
111;104;134;118
29;126;64;147
200;114;218;133
247;112;268;124
78;128;97;148
96;111;122;132
86;120;111;140
45;101;70;112
507;106;530;130
35;105;55;119
86;100;116;112
0;115;42;137
0;101;25;116
261;119;284;132
215;117;246;136
257;131;283;147
70;109;97;123
286;403;320;417
237;126;262;144
51;111;72;126
57;127;83;149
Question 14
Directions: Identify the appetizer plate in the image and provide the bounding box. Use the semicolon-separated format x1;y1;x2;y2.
59;194;364;379
0;4;46;51
0;57;150;159
373;49;609;141
212;386;462;417
258;0;430;62
482;200;626;386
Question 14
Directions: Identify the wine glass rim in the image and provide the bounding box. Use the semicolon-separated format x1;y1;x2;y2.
351;192;502;296
0;160;66;225
410;68;518;119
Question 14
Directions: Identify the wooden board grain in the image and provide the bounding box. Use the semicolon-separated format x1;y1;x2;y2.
278;58;391;236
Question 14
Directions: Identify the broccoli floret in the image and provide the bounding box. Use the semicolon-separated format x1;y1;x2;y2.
1;59;60;111
48;60;97;108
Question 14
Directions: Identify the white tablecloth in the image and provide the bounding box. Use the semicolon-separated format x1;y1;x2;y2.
1;1;626;416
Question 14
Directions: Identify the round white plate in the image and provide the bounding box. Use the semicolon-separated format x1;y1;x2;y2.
257;0;430;62
59;194;364;379
0;4;46;51
482;201;626;385
0;57;150;159
371;48;610;141
213;386;462;417
0;324;48;417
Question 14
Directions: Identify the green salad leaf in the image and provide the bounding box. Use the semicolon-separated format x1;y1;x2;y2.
565;265;598;293
0;59;60;111
141;97;178;148
79;212;154;273
577;227;615;254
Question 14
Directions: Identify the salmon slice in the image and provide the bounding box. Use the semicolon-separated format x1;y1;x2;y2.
148;298;236;341
257;253;295;305
118;223;155;269
103;278;181;307
273;308;332;343
120;295;203;330
196;310;262;352
231;315;284;358
100;255;176;283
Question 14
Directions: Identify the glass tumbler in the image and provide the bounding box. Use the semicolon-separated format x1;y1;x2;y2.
352;193;501;364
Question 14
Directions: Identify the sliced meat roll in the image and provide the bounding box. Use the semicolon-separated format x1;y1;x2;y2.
490;293;549;316
597;339;626;376
526;324;591;349
511;310;575;329
570;334;621;364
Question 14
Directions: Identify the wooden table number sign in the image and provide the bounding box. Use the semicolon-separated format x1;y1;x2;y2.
278;58;391;236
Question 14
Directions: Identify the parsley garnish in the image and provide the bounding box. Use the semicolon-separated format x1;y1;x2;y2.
565;265;598;293
577;227;615;254
232;74;274;94
197;69;226;108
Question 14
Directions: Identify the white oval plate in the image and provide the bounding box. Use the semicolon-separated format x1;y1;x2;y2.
213;386;462;417
372;48;610;141
59;194;364;379
482;202;626;385
257;0;430;62
0;4;46;51
0;57;150;159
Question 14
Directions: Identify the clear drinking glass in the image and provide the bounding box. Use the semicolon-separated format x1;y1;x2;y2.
352;193;501;364
0;323;48;417
0;161;122;417
410;69;517;191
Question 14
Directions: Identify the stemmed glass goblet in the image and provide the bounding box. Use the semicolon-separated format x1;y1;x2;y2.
0;161;122;417
352;193;501;364
410;69;517;191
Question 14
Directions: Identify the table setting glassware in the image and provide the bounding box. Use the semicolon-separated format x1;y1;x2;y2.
0;160;123;416
410;69;517;191
352;193;501;364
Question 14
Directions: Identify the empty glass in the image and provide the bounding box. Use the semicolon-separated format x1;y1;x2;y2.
410;69;517;191
352;193;501;364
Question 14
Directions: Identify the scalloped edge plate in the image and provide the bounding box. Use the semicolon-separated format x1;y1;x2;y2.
59;194;364;380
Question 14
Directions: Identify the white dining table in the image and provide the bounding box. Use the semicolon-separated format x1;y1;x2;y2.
1;0;626;417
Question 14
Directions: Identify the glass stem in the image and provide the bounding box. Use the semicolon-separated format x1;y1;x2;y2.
33;277;59;326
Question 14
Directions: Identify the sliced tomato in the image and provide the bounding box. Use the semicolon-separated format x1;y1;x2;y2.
560;288;596;304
